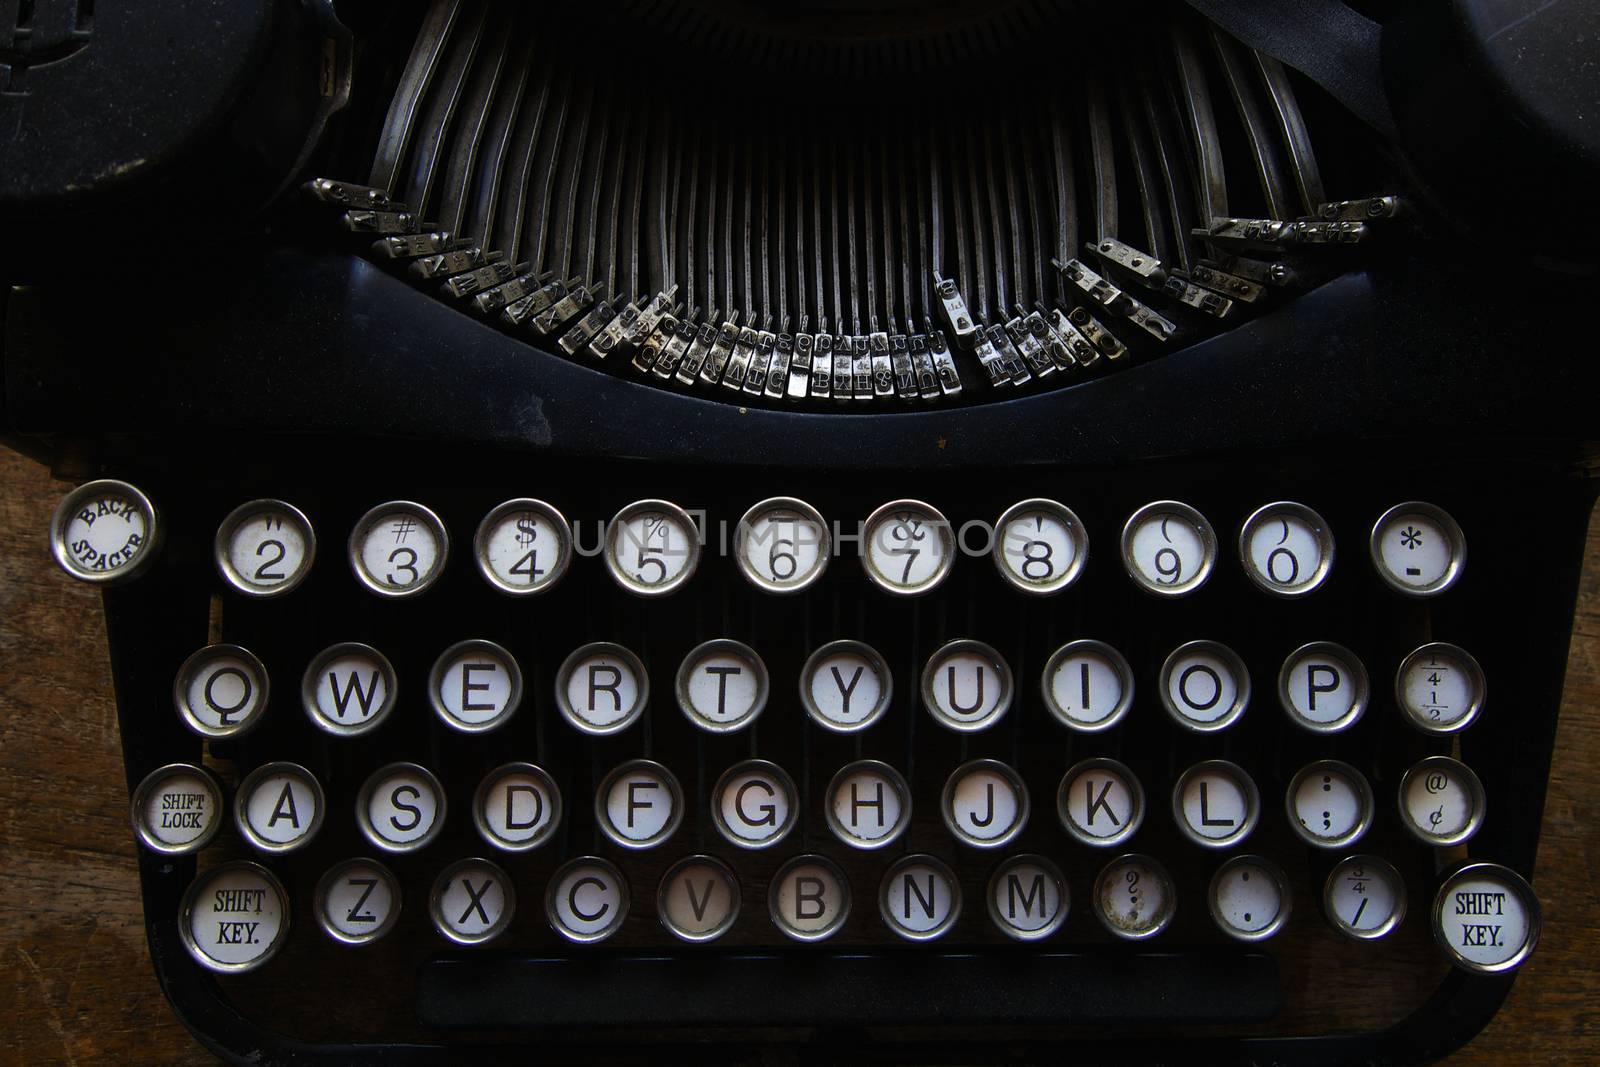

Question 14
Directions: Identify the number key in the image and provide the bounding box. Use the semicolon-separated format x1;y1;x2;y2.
993;498;1088;595
215;499;316;597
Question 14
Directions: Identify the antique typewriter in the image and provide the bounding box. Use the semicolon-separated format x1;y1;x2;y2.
4;0;1598;1061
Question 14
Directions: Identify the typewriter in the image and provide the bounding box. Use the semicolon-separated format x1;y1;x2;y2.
4;0;1598;1061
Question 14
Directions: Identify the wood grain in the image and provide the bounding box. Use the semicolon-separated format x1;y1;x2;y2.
0;444;1595;1065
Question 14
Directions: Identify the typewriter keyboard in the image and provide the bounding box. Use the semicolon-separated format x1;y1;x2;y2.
55;453;1569;1046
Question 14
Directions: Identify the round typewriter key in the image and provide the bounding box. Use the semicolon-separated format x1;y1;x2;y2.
427;639;523;733
1172;760;1260;849
604;499;701;597
825;760;912;850
554;642;648;736
921;639;1013;732
430;858;515;946
174;643;270;740
473;498;572;596
734;496;830;594
348;500;449;598
941;759;1030;849
301;642;398;737
473;762;561;852
1432;862;1541;973
879;854;961;941
676;639;769;733
986;854;1069;941
179;861;289;974
131;763;224;855
799;639;893;733
1278;641;1369;734
861;499;955;596
214;499;316;597
1093;854;1176;940
356;762;446;853
992;498;1089;596
315;858;401;945
1041;640;1135;733
596;759;683;849
1058;757;1145;848
1287;760;1374;849
1158;640;1251;733
50;479;162;585
1208;855;1291;942
1324;855;1406;941
769;855;851;942
1398;756;1486;847
546;856;630;944
712;759;798;850
1120;500;1216;597
1370;501;1466;597
1238;502;1334;598
657;855;741;942
234;761;324;853
1395;643;1486;733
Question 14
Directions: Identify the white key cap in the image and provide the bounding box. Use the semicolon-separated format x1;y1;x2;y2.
178;861;290;973
1237;501;1334;597
799;640;893;733
604;499;701;596
596;759;683;849
348;500;449;597
315;858;402;945
554;642;649;735
675;639;769;733
1057;757;1144;847
768;855;851;942
431;858;515;945
992;498;1089;595
473;498;573;596
1208;855;1291;942
734;497;831;593
825;760;911;849
1040;640;1135;732
921;639;1013;732
1398;756;1486;846
657;855;741;942
1395;643;1486;733
546;856;630;943
214;499;316;597
711;759;798;850
986;854;1069;941
1287;759;1374;848
1093;854;1176;940
1171;760;1259;849
235;761;325;853
1277;642;1369;733
174;644;270;739
1370;501;1466;596
941;759;1030;848
878;855;961;941
50;479;162;584
356;762;447;853
131;763;224;855
473;762;562;852
1120;500;1216;597
1158;640;1251;732
1324;855;1406;940
427;639;523;733
861;499;955;596
1432;862;1541;973
301;642;398;737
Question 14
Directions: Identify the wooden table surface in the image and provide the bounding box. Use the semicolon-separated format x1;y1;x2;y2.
2;446;1596;1065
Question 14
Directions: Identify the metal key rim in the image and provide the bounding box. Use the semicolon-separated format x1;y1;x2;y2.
594;759;684;850
798;639;894;733
49;478;162;585
1285;759;1375;849
347;500;451;598
354;761;447;854
985;853;1070;942
733;496;832;594
656;854;742;943
710;759;799;850
553;642;650;736
1394;642;1487;734
313;857;403;946
429;857;516;946
603;499;702;597
940;758;1031;849
877;854;963;942
991;498;1090;596
177;861;291;974
426;638;523;734
1276;641;1370;734
1057;757;1145;848
860;499;956;597
300;642;399;738
920;638;1014;733
1368;501;1467;598
472;498;573;597
824;759;913;850
1236;501;1336;598
1431;862;1540;974
1324;854;1407;941
1039;639;1136;733
1119;500;1217;598
768;854;853;943
130;763;225;856
1397;755;1486;847
545;855;631;944
1158;640;1252;733
173;643;271;741
675;639;770;734
1092;853;1177;940
213;498;317;597
234;761;326;854
472;761;563;853
1170;759;1261;849
1207;854;1292;943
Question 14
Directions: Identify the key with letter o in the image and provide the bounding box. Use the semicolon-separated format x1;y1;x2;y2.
546;856;630;943
769;855;851;942
1158;640;1250;732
